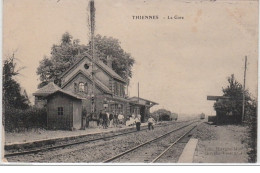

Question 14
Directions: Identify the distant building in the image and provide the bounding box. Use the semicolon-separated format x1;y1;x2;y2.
33;53;158;130
128;97;158;122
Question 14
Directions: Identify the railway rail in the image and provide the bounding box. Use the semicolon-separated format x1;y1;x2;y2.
151;125;197;163
103;121;199;163
4;119;196;158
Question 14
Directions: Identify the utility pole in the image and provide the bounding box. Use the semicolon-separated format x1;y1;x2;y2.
126;58;129;97
89;0;96;114
242;56;247;122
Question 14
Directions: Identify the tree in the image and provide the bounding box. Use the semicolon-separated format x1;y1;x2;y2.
37;33;135;88
94;34;135;81
214;74;257;161
246;98;257;162
213;74;253;123
3;54;29;110
37;32;89;88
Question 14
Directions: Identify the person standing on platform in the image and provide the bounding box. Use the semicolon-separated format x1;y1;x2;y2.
98;111;103;128
109;112;114;127
105;111;110;128
118;112;124;125
148;116;155;130
135;115;141;131
137;114;141;122
102;111;108;129
113;113;118;127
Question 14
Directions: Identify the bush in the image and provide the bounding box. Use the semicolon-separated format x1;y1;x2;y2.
4;106;47;132
159;114;171;121
245;99;257;162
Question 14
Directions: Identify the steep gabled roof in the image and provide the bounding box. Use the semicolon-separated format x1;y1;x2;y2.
61;70;112;94
96;59;126;83
33;82;61;97
33;82;83;100
59;55;86;79
47;90;83;100
59;52;126;83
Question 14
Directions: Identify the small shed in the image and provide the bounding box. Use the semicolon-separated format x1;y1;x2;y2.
207;95;232;124
46;90;83;130
128;97;158;122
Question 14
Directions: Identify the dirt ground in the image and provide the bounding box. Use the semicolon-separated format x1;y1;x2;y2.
193;122;251;163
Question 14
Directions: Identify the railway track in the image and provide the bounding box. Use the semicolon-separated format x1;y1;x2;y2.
151;125;197;163
103;121;200;163
4;119;196;158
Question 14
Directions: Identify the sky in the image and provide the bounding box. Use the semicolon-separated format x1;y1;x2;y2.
3;0;258;115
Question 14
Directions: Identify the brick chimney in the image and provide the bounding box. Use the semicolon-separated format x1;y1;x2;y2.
107;55;113;69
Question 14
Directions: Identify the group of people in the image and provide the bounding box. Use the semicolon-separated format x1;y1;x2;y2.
127;114;155;131
98;110;125;129
98;110;156;131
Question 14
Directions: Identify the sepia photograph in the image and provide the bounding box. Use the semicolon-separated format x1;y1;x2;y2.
1;0;258;164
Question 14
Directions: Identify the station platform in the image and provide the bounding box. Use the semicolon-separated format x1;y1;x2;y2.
178;138;198;163
4;122;153;150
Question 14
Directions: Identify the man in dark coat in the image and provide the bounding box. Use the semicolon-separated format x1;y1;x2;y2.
102;111;108;129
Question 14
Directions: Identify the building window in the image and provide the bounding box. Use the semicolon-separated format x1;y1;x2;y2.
110;104;124;114
79;82;84;92
114;82;118;95
118;104;123;113
117;83;120;96
120;84;125;97
58;107;63;116
119;84;122;96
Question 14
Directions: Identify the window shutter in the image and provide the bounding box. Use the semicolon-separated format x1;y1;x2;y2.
84;83;88;93
74;83;78;92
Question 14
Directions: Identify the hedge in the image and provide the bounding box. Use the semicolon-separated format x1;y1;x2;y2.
4;106;47;132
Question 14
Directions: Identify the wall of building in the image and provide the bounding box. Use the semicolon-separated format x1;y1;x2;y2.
73;100;82;130
62;58;92;86
61;58;111;90
63;73;92;97
47;93;73;130
95;68;110;88
112;79;126;97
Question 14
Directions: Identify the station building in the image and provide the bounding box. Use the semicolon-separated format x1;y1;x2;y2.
33;53;158;130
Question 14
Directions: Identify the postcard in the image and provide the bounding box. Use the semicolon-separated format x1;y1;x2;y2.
1;0;258;164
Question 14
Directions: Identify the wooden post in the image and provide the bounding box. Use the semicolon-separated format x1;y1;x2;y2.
90;0;96;114
242;56;247;122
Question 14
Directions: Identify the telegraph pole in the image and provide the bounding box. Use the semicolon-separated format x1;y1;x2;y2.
126;59;129;97
89;0;96;114
242;56;247;122
138;82;140;103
